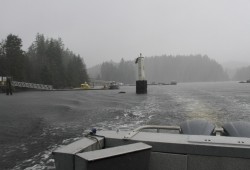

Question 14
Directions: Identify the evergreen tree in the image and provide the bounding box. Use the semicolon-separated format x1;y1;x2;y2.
26;34;89;88
0;41;6;76
0;33;89;88
66;56;89;87
3;34;26;81
93;55;229;84
99;59;136;84
144;55;229;83
46;39;65;88
100;62;119;81
233;66;250;81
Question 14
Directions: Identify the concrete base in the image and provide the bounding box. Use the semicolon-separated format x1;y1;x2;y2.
136;80;147;94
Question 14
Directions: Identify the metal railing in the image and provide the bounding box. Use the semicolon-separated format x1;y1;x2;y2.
124;125;180;140
12;81;53;90
123;125;224;140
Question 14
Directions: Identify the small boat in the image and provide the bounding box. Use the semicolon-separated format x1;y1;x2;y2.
239;79;250;83
109;81;119;89
170;80;177;85
80;82;90;89
53;120;250;170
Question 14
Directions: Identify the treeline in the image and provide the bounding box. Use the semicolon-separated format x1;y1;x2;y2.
144;55;229;83
0;34;88;88
89;54;229;83
0;34;29;81
233;66;250;81
99;59;136;84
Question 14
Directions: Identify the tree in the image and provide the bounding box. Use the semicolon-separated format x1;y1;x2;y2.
99;59;136;84
100;62;118;81
26;34;89;88
0;40;6;76
233;66;250;81
3;34;26;81
144;54;229;83
66;56;89;87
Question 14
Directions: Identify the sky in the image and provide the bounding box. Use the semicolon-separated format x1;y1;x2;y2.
1;0;250;68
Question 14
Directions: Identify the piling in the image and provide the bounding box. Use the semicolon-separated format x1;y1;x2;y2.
136;80;147;94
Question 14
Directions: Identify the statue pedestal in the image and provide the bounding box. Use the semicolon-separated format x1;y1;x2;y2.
136;80;147;94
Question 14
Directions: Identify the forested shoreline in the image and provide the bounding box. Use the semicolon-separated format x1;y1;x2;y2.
0;34;89;88
2;33;246;86
144;55;229;83
233;66;250;81
89;55;229;84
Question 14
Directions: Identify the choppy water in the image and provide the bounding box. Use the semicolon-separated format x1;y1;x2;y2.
1;82;250;169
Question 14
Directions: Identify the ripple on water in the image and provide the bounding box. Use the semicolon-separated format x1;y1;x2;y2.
5;83;250;169
92;96;160;131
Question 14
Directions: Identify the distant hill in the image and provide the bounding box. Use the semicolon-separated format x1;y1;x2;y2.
88;54;229;83
144;55;228;83
232;66;250;81
221;61;250;80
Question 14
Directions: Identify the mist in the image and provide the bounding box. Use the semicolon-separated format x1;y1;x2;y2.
1;0;250;68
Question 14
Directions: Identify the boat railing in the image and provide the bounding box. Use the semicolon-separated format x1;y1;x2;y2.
124;125;180;140
124;125;224;140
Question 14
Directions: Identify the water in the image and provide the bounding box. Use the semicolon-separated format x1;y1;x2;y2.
1;82;250;169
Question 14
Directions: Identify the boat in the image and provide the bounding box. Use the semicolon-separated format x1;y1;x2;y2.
170;80;177;85
239;79;250;83
53;119;250;170
109;81;119;89
81;82;91;89
158;80;177;85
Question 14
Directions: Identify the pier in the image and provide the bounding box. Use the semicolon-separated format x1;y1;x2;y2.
12;81;53;90
1;76;53;93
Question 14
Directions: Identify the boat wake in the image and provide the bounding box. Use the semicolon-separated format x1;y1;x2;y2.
13;95;160;170
93;95;160;131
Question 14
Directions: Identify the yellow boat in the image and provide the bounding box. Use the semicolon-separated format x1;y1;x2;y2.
80;82;90;89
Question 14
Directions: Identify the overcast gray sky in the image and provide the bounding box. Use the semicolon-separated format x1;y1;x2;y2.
1;0;250;68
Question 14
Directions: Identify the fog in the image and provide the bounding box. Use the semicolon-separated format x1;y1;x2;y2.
1;0;250;68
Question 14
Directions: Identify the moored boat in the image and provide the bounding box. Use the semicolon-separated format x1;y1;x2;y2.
109;81;120;89
170;80;177;85
239;79;250;83
81;82;91;89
